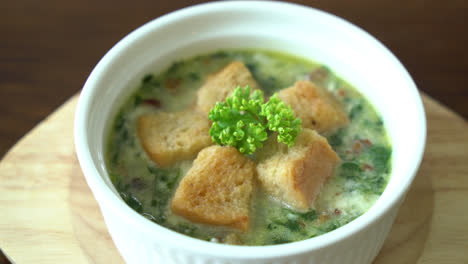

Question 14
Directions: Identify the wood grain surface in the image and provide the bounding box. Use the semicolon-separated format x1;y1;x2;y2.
1;0;467;158
0;93;467;263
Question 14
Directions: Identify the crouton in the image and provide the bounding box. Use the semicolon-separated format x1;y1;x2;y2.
171;145;255;231
256;128;340;211
137;111;212;167
278;80;348;133
196;61;260;114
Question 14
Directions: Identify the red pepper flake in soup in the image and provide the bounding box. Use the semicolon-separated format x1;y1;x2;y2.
352;141;363;152
352;139;373;153
143;99;161;108
360;139;372;147
362;163;374;171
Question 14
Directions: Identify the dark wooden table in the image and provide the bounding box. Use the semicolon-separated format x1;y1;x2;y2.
1;0;467;157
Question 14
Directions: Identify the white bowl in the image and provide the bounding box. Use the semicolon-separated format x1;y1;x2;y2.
74;1;426;263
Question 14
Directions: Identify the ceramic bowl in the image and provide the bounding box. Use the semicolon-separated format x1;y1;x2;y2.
74;1;426;263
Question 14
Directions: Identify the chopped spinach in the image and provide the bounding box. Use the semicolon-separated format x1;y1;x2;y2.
108;172;119;184
319;220;340;233
114;113;126;130
366;176;386;194
245;62;281;93
116;180;130;192
134;95;143;106
245;62;257;73
211;51;229;59
376;118;384;127
188;72;200;81
118;129;131;147
140;77;162;93
339;145;391;194
120;192;143;213
148;166;180;189
349;103;363;120
363;118;384;133
339;162;362;180
328;129;345;148
365;145;392;173
298;210;318;221
142;74;153;83
110;150;119;166
273;218;302;232
167;61;183;74
271;236;292;245
146;166;181;223
111;111;134;148
256;75;281;94
283;208;318;221
267;223;277;230
268;209;317;233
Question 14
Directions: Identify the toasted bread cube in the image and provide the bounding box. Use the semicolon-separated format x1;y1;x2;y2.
137;111;212;167
196;61;260;114
278;80;348;133
171;146;255;231
256;128;340;211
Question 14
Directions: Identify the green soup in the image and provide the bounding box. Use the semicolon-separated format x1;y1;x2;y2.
106;50;392;245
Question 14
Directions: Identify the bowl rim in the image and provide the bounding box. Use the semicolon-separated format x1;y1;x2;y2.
74;0;427;259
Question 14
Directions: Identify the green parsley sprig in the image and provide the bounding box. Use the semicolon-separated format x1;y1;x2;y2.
208;86;302;154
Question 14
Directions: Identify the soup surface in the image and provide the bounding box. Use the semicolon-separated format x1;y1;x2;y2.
106;50;392;245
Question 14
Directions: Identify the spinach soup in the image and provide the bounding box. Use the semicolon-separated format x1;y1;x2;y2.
106;50;392;245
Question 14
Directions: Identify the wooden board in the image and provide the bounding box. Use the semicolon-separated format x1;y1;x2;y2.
0;93;467;264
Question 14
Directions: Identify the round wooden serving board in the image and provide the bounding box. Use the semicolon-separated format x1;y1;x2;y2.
0;93;467;264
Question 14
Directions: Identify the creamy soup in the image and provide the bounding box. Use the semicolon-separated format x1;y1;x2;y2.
106;50;392;245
